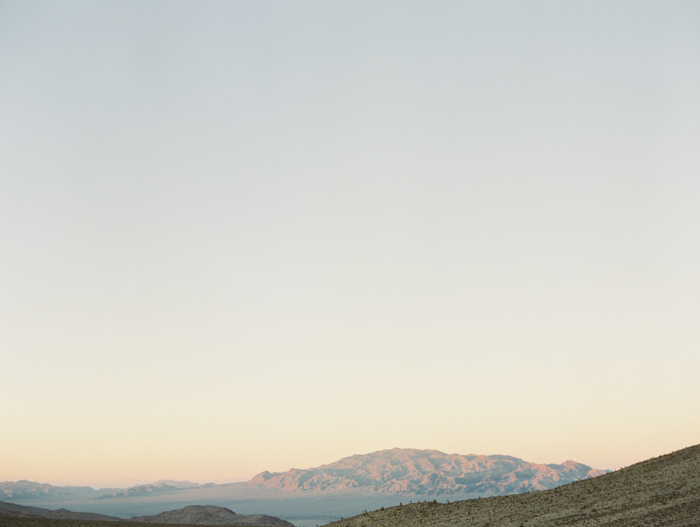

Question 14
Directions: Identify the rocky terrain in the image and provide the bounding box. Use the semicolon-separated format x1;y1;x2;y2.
328;443;700;527
249;448;607;495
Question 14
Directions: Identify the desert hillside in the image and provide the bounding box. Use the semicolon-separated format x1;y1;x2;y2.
328;443;700;527
0;501;123;522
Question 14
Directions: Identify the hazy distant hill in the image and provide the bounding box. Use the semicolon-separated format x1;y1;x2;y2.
329;443;700;527
1;480;212;503
97;483;211;500
97;484;178;499
248;448;608;496
152;482;213;490
0;481;112;502
129;505;294;526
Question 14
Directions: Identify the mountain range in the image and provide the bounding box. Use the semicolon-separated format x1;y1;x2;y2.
0;448;611;525
248;448;607;495
0;480;116;502
1;448;608;504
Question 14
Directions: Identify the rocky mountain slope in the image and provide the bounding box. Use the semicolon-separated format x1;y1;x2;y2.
249;448;607;496
328;443;700;527
130;505;294;526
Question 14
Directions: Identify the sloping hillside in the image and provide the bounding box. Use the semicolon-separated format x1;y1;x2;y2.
129;505;293;526
249;448;607;495
328;443;700;527
0;501;122;522
0;502;294;527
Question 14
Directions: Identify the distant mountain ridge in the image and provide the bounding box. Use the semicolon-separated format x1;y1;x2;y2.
249;448;608;495
0;480;109;501
0;480;211;502
153;480;212;490
98;483;178;499
1;448;609;505
98;481;214;499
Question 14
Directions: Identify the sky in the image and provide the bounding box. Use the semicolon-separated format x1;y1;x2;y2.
1;0;699;489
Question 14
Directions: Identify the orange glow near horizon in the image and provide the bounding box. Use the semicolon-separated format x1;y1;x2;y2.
2;1;699;490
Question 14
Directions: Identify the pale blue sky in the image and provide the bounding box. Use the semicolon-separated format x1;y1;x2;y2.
1;1;699;487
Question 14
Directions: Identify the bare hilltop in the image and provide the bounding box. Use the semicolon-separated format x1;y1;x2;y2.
328;443;700;527
129;506;292;526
